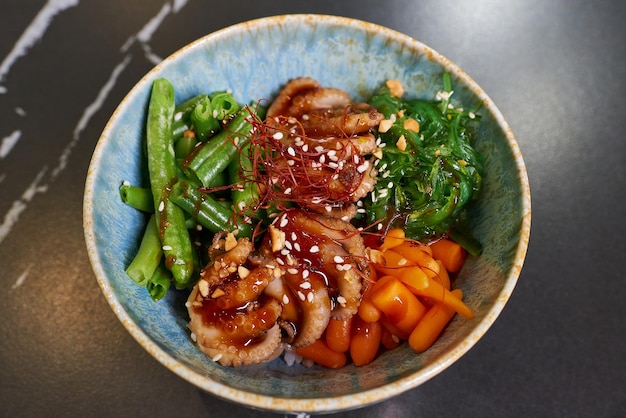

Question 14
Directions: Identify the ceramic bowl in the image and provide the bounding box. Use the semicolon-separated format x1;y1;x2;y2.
84;14;530;414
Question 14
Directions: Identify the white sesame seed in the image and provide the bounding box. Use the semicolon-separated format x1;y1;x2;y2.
315;145;324;153
302;269;310;279
273;132;284;140
302;144;309;152
334;255;345;263
307;292;314;303
190;332;196;342
162;245;172;251
357;161;370;173
310;246;319;253
342;264;352;271
158;200;165;212
284;187;292;195
377;223;383;230
337;296;347;306
212;353;223;362
287;147;296;157
288;268;299;275
287;160;295;166
294;242;301;251
300;281;311;289
336;264;344;271
282;294;290;304
284;240;293;250
123;180;131;186
387;181;394;188
298;291;306;301
280;216;288;228
325;206;332;212
319;154;326;164
280;249;290;256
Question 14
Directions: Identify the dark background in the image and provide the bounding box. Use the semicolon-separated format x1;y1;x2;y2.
1;1;624;417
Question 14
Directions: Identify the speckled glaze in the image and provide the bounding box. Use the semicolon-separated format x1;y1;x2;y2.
83;15;530;414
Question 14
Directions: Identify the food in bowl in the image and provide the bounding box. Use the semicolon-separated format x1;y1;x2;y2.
120;74;484;368
84;14;530;413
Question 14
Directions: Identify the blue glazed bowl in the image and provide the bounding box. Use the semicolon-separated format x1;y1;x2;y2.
84;15;530;414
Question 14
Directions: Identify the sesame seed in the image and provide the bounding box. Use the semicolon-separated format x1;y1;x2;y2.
334;255;345;263
300;281;311;289
327;150;336;157
337;296;347;306
294;242;301;251
284;240;293;250
123;180;131;186
377;223;383;230
284;187;292;195
336;264;344;271
276;258;285;265
298;291;306;301
287;147;296;157
190;332;196;342
273;132;284;140
288;268;299;275
280;216;288;228
342;264;352;271
302;144;309;152
307;292;314;303
291;232;297;241
162;245;172;251
315;145;324;153
212;353;223;362
287;160;295;166
357;161;370;173
280;249;290;256
387;181;394;188
310;246;319;253
302;270;310;279
282;294;290;304
397;258;408;266
319;154;326;164
158;200;165;212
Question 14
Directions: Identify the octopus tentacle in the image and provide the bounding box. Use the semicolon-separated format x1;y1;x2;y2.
283;270;332;348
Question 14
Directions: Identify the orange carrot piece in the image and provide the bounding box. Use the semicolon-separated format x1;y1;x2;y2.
379;315;410;340
295;339;347;369
325;316;353;353
409;289;463;352
430;238;466;273
350;316;382;366
400;275;474;320
392;243;440;277
370;276;427;335
358;282;382;323
380;325;401;350
435;260;451;290
369;276;409;322
379;228;406;251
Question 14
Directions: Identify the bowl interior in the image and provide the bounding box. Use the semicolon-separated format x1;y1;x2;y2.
84;14;530;413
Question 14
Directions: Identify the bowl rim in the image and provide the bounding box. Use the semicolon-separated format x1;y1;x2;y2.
83;13;531;414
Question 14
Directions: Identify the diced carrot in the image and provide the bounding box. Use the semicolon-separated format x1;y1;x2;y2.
409;289;463;352
400;275;474;320
392;242;440;277
349;316;382;366
358;282;382;323
370;276;427;335
429;238;466;273
379;315;410;340
379;228;405;251
380;325;401;350
325;316;353;353
435;260;451;290
295;339;347;369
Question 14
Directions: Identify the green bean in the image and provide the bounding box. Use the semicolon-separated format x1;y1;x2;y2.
169;180;253;238
209;91;240;120
146;78;197;288
183;105;256;186
172;94;207;140
146;262;172;301
228;143;259;219
120;184;154;213
190;96;220;140
125;215;161;286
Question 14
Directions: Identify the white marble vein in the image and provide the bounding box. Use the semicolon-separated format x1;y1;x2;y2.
0;130;21;159
0;0;80;92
